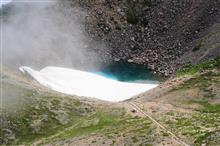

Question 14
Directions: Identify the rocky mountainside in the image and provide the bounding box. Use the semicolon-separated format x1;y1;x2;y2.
1;0;220;145
74;0;220;76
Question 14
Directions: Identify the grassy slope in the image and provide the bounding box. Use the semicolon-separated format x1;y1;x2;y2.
1;71;167;146
163;85;220;146
171;60;220;146
1;75;96;145
135;57;220;146
176;56;220;76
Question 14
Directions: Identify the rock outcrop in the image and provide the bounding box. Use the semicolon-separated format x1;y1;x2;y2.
73;0;220;76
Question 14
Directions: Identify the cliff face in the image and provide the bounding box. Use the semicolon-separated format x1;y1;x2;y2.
75;0;220;76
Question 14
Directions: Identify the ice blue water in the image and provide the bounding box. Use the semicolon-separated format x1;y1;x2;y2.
96;72;118;80
96;62;159;83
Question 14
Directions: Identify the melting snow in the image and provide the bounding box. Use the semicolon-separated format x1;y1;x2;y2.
19;66;158;102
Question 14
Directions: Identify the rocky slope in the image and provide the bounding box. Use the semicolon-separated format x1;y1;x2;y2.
74;0;220;76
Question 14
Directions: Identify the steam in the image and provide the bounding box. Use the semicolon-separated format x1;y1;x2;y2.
1;0;103;71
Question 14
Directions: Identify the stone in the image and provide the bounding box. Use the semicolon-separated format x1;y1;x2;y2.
114;58;120;62
148;64;155;70
128;59;134;63
131;108;137;113
130;37;135;41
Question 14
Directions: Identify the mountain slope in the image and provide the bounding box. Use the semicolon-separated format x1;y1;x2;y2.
1;69;179;146
76;0;220;76
1;0;220;145
132;57;220;146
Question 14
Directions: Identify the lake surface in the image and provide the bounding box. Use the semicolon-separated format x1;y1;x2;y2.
97;62;159;83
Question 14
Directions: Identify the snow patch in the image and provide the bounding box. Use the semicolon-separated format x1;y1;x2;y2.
19;66;158;102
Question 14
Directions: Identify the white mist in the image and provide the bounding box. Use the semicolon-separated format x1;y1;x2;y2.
0;0;12;7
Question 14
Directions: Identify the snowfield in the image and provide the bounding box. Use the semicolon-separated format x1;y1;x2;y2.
19;66;158;102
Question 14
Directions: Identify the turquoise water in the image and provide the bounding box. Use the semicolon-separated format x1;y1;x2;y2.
96;62;159;83
96;72;118;80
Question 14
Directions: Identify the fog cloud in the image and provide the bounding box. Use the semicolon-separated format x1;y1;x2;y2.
1;0;103;71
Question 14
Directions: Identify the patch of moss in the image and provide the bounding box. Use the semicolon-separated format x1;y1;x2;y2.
131;136;138;143
172;67;220;101
1;80;99;145
185;100;220;114
161;130;169;137
161;99;220;145
176;56;220;76
194;130;220;146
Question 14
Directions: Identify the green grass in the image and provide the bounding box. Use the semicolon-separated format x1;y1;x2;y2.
166;59;220;145
41;114;156;145
2;96;126;145
3;79;144;145
166;69;220;145
1;80;96;145
172;68;220;100
48;111;125;140
2;73;158;146
176;56;220;76
183;100;220;114
164;99;220;146
194;130;220;146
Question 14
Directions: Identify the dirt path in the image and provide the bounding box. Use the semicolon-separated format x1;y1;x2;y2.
128;102;190;146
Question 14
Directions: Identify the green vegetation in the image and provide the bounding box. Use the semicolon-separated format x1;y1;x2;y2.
1;76;98;145
162;60;220;145
181;100;220;146
172;69;220;100
194;130;220;146
160;99;220;146
183;100;220;114
176;56;220;76
1;76;159;146
44;110;126;143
